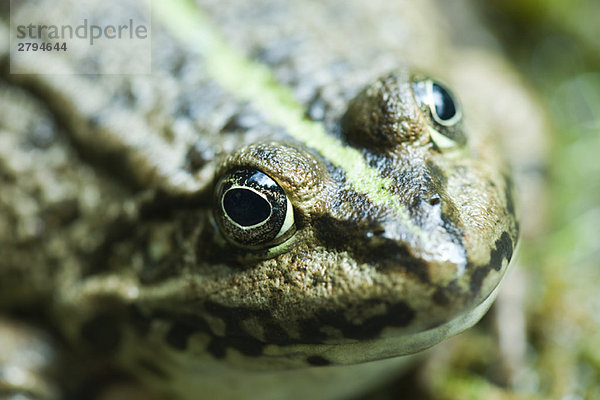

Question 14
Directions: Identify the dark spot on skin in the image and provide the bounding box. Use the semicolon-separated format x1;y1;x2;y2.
136;358;169;379
469;231;516;293
300;301;415;341
220;108;263;132
469;265;490;294
313;211;374;246
314;214;430;283
185;142;211;171
307;355;331;366
366;301;415;333
129;306;152;337
204;302;269;357
363;240;430;283
166;322;200;351
206;340;227;359
80;313;121;353
160;316;211;353
209;335;264;359
262;321;292;344
432;288;450;306
159;299;414;360
42;199;80;229
310;272;329;288
306;91;327;121
144;297;415;361
489;231;514;271
135;307;262;359
81;214;139;278
89;211;201;285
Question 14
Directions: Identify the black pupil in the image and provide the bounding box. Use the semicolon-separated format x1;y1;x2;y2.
223;188;271;227
432;83;456;121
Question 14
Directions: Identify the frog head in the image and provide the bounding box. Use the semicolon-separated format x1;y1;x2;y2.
163;70;519;367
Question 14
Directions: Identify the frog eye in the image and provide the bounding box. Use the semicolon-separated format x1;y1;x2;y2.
214;167;295;248
412;78;466;149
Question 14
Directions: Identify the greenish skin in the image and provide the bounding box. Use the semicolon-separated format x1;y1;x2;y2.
0;0;547;399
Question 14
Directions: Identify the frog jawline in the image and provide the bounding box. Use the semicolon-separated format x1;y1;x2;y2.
262;280;502;365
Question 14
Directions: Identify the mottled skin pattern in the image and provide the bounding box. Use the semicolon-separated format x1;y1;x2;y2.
0;0;547;399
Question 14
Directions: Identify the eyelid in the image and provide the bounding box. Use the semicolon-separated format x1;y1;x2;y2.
428;127;457;150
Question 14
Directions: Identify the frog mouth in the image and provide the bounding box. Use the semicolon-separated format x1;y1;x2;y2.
292;283;502;366
154;282;502;371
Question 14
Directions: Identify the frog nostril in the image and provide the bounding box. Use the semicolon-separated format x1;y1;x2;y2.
365;227;385;239
428;195;442;206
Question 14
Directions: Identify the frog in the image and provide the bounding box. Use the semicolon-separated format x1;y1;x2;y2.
0;0;548;399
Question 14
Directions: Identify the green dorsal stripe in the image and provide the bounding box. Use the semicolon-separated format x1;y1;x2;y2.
153;0;423;239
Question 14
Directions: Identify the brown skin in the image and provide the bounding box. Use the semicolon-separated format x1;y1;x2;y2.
97;71;517;369
0;0;542;398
